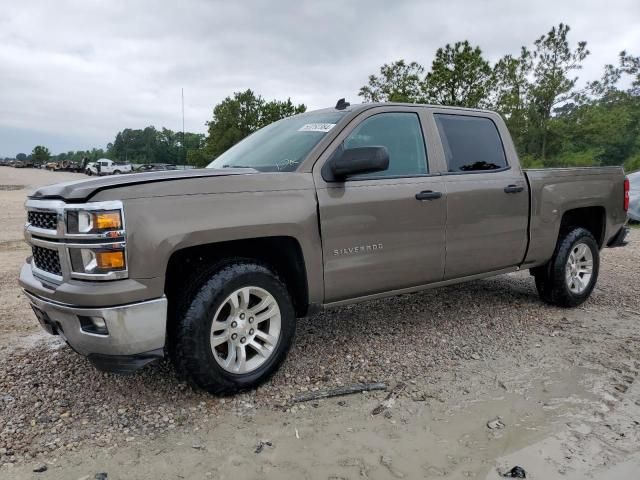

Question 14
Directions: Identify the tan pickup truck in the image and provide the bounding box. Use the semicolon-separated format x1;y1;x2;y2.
20;102;629;393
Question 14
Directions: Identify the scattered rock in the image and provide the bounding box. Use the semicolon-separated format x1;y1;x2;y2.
487;418;505;430
33;463;47;473
380;455;405;478
94;473;108;480
411;391;428;402
502;465;526;478
254;440;272;454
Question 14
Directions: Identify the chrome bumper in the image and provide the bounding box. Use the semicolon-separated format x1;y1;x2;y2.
23;290;167;358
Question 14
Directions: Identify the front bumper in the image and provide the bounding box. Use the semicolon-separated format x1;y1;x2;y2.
23;290;167;373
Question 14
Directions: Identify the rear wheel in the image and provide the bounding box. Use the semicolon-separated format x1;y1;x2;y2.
533;227;599;308
113;170;121;175
171;262;296;394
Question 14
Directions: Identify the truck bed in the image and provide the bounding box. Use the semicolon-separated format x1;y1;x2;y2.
523;166;626;267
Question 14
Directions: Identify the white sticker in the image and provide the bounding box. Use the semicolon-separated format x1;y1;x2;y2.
298;123;336;132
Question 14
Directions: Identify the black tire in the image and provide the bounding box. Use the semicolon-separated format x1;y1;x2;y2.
113;170;121;175
171;261;296;394
86;170;92;176
533;227;599;308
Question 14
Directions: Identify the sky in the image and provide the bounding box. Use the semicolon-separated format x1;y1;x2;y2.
1;0;639;157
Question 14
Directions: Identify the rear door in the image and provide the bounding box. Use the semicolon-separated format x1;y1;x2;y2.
430;110;529;279
313;106;447;303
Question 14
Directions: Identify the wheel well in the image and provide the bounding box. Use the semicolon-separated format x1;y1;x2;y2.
560;207;605;247
164;236;309;318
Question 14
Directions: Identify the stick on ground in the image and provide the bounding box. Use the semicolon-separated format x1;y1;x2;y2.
292;382;387;403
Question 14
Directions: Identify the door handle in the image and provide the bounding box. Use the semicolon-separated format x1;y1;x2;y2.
415;190;443;201
504;185;524;194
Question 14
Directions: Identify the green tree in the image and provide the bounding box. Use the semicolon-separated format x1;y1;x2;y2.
528;23;589;160
186;148;210;167
423;41;493;108
16;153;27;161
359;60;425;102
31;145;51;164
620;51;640;95
260;98;307;126
183;132;207;166
491;48;532;152
205;90;305;160
550;51;640;168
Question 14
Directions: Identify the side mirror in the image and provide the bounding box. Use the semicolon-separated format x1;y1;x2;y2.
323;146;389;181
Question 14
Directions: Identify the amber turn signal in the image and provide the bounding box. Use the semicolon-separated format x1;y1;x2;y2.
95;250;125;269
94;211;122;231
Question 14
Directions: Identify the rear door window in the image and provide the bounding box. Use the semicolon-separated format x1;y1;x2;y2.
434;114;507;173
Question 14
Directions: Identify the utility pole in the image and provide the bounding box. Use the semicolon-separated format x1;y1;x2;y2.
182;88;185;165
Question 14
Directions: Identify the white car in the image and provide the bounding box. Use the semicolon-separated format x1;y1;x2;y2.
86;159;132;176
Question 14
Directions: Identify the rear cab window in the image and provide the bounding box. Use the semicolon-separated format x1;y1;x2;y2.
434;114;507;173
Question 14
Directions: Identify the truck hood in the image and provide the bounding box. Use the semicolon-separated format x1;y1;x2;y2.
29;168;257;202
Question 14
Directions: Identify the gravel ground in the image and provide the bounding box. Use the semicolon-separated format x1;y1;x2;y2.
2;235;639;466
1;169;639;476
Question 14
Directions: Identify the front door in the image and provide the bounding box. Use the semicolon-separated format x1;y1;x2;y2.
314;108;448;303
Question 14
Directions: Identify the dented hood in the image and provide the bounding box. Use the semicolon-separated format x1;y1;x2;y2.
28;168;256;202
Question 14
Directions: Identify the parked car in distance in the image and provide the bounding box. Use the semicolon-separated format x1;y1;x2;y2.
627;171;640;222
85;158;132;176
46;160;84;172
20;101;629;394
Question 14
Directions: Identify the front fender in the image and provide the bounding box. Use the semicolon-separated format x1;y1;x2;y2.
122;188;323;304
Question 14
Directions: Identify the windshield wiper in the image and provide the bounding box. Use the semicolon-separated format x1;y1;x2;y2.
222;164;255;169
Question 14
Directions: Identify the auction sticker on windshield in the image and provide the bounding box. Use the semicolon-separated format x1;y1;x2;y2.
298;123;336;132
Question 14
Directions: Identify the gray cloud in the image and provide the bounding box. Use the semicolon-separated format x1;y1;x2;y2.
1;0;639;156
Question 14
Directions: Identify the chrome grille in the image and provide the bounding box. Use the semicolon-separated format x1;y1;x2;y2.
28;211;58;230
32;246;62;276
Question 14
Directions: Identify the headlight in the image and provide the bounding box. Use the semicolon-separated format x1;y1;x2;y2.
69;247;126;274
67;210;123;234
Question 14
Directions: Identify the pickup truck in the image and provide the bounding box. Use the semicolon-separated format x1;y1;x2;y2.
85;158;132;176
19;102;629;394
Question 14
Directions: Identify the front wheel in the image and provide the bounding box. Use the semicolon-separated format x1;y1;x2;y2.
533;227;599;308
171;262;296;394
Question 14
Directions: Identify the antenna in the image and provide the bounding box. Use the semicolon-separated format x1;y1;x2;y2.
335;98;350;110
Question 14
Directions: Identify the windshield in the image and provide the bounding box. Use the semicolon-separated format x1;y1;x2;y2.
207;111;345;172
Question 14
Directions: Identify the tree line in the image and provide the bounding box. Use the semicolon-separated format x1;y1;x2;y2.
9;128;206;166
9;91;303;168
359;23;639;170
7;22;639;172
